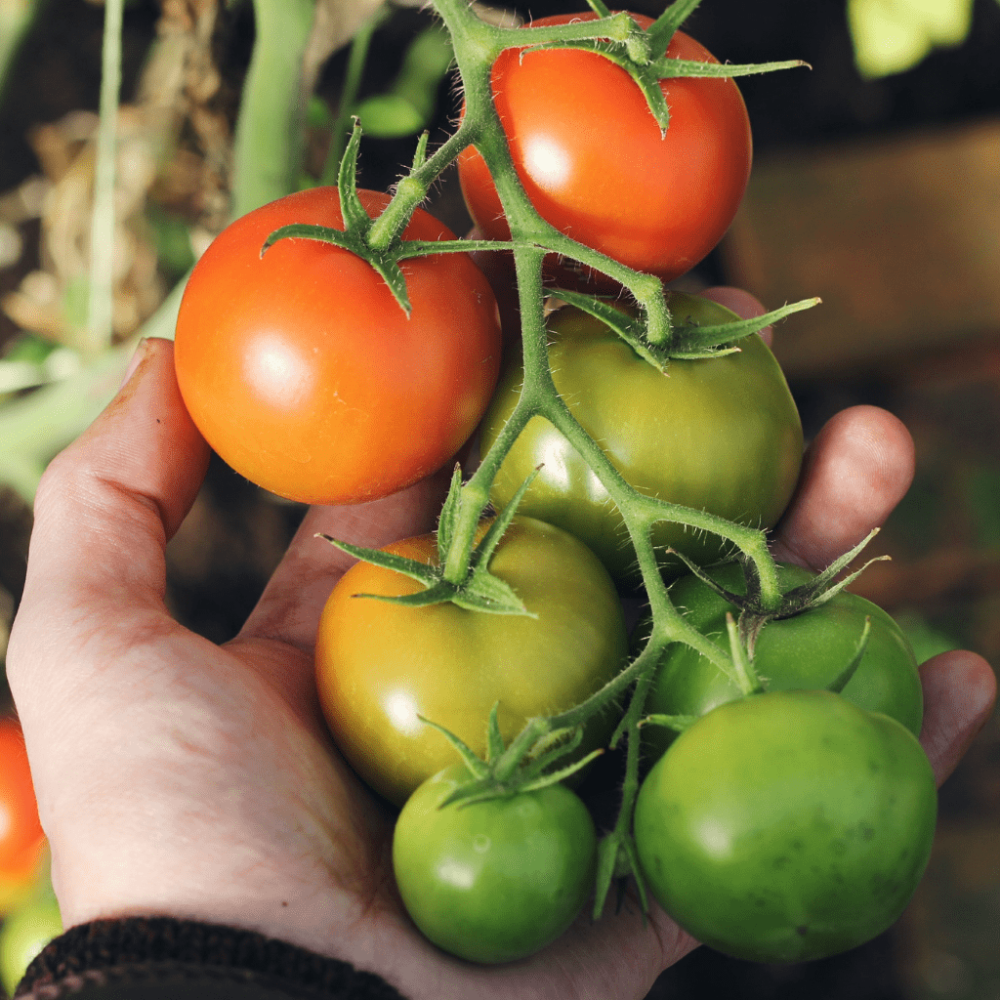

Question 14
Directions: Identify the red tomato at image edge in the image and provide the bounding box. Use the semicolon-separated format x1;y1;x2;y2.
457;13;753;290
174;188;503;505
0;719;44;881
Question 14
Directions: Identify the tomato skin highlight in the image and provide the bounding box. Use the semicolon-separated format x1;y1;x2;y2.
642;562;923;760
315;517;628;807
174;187;502;505
457;14;752;289
479;296;803;583
393;764;597;964
634;690;937;963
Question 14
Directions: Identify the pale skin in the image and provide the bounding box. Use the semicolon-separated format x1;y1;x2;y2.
6;289;996;1000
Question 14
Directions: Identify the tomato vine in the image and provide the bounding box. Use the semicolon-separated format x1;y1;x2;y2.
258;0;827;918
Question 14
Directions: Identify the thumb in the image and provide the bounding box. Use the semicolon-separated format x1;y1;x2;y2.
8;337;210;703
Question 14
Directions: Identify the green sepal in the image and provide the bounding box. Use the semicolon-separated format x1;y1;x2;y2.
410;130;430;171
780;530;888;612
436;464;464;564
667;296;821;359
640;712;698;733
370;253;413;316
650;56;810;81
645;0;702;56
469;465;539;572
260;222;365;257
485;702;505;764
515;747;603;794
668;548;748;607
550;288;668;369
632;65;672;132
519;726;586;779
396;238;530;259
450;569;536;616
316;533;438;587
418;715;491;782
826;617;872;695
348;580;461;609
337;122;371;234
584;0;612;16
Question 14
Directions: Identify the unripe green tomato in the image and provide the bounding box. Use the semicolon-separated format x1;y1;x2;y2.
393;764;597;963
642;562;922;760
634;690;937;963
0;888;62;995
479;296;803;584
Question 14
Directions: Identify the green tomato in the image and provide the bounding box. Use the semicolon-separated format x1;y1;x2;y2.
643;562;922;760
315;516;627;806
634;690;937;963
479;295;803;583
393;765;597;963
0;888;62;995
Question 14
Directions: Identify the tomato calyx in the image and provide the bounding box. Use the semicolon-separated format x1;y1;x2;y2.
520;3;806;135
421;704;602;810
672;528;889;658
553;287;820;365
261;122;521;316
318;466;543;616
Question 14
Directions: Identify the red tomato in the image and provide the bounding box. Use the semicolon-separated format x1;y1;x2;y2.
174;188;502;505
0;719;44;884
457;13;752;290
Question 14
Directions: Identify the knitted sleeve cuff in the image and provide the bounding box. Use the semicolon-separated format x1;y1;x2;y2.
15;916;407;1000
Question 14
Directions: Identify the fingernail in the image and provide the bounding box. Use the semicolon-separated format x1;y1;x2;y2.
119;338;149;390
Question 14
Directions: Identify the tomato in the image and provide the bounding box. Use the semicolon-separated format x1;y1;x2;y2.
315;516;627;807
393;764;597;963
479;295;803;583
0;719;44;890
0;884;61;996
642;561;923;760
174;187;501;505
634;690;937;963
457;13;752;290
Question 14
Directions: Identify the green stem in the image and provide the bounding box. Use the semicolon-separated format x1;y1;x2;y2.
85;0;123;355
0;0;46;107
366;124;478;251
232;0;317;218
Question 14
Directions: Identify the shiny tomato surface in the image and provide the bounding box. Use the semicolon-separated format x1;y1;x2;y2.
315;517;627;806
0;719;44;893
174;187;501;504
480;296;803;583
635;690;937;962
457;13;752;289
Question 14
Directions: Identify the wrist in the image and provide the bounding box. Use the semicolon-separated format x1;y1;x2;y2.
16;916;406;1000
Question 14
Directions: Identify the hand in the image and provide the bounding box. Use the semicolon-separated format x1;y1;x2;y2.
7;310;994;1000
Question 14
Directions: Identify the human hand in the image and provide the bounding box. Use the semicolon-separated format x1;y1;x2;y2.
7;305;994;1000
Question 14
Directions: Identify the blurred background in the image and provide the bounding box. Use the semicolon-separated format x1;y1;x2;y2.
0;0;997;996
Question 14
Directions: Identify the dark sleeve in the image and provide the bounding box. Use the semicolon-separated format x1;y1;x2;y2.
14;916;408;1000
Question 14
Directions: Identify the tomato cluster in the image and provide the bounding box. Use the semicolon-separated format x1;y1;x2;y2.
170;5;937;973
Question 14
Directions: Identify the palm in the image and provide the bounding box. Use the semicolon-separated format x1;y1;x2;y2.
8;333;994;1000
